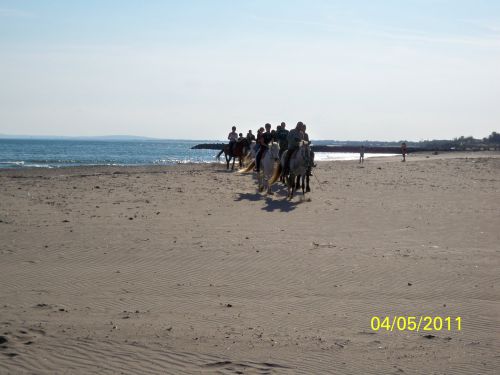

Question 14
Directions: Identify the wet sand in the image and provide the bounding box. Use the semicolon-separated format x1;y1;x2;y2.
0;152;499;374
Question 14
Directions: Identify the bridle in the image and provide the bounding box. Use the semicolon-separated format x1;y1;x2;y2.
270;142;280;161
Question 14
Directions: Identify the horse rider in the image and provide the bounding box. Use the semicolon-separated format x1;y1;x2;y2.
276;121;289;157
283;121;305;175
227;126;238;156
271;128;277;143
246;129;256;142
255;123;273;172
253;127;264;160
302;124;315;175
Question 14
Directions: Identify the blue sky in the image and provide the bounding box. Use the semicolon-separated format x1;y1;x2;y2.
1;0;499;140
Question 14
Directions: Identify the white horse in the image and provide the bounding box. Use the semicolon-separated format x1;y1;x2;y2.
244;140;257;165
257;142;280;194
270;141;310;199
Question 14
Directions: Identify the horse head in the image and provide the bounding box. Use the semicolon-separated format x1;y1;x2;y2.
269;142;280;161
299;141;311;159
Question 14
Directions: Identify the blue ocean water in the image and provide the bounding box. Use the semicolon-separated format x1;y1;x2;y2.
0;139;397;169
0;139;224;169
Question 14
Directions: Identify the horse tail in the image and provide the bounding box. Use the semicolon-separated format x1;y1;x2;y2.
216;149;224;160
269;163;282;185
243;154;252;165
239;160;255;173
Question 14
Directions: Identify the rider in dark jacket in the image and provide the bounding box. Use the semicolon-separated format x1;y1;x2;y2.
256;123;272;172
246;130;256;142
302;124;315;175
283;122;304;175
276;122;289;157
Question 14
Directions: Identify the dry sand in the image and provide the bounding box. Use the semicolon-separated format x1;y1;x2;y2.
0;152;499;374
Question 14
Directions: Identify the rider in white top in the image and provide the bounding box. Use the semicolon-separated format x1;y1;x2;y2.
228;126;238;155
228;127;238;142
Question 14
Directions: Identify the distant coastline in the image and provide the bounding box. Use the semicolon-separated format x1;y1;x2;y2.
1;134;499;151
191;143;499;153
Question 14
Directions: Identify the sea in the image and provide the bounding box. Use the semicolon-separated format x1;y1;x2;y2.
0;139;395;169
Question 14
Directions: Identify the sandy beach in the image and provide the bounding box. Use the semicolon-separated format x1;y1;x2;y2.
0;152;499;374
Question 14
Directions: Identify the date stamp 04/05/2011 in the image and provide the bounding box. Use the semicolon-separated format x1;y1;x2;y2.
370;316;462;332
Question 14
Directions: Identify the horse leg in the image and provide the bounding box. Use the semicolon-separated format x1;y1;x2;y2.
306;174;311;193
265;173;273;195
258;171;264;192
225;154;230;169
289;173;295;199
285;174;291;198
301;175;306;195
295;175;301;189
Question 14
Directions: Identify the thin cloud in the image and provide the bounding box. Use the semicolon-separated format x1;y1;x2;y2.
460;18;500;34
248;13;500;49
366;28;500;48
335;19;500;48
248;14;338;30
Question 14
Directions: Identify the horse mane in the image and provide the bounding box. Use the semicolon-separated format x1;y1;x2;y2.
237;138;249;147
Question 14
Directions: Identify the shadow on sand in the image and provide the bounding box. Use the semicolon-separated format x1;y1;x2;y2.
234;189;304;212
234;192;263;202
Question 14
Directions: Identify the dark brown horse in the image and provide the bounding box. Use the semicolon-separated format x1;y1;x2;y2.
216;139;250;170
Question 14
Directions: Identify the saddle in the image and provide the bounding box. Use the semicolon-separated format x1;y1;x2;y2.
287;145;311;167
289;148;299;159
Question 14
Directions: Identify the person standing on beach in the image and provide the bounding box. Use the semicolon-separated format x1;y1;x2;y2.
228;126;238;156
401;142;407;162
359;145;365;164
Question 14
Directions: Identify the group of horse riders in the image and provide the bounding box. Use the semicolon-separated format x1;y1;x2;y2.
227;121;315;176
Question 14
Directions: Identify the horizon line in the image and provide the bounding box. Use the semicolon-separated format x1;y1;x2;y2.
0;133;487;143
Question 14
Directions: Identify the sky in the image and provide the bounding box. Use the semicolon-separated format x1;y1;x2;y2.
0;0;499;141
